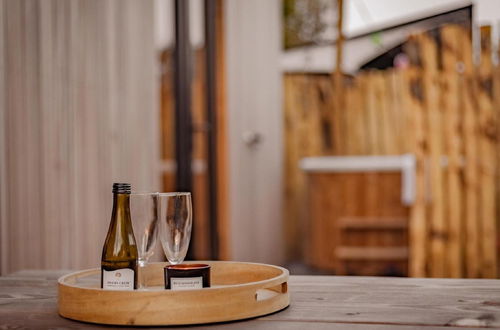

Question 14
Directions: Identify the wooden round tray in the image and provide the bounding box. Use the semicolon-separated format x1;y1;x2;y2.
58;261;290;326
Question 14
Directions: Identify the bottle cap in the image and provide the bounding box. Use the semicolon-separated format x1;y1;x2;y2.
112;183;131;194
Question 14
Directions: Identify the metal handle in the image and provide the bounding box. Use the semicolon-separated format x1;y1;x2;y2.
242;131;263;148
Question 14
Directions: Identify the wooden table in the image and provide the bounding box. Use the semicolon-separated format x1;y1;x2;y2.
2;271;500;329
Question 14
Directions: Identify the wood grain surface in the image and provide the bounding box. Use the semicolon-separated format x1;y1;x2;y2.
2;271;500;329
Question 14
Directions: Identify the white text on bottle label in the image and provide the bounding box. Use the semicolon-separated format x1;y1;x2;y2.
102;269;135;290
171;276;203;290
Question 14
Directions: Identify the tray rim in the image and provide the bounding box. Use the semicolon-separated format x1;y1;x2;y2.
57;260;290;326
58;260;289;292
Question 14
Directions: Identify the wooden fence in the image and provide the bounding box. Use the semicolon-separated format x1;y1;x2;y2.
284;24;499;278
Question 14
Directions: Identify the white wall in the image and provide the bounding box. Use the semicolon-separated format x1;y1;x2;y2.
225;0;285;265
0;0;159;274
154;0;205;50
153;0;285;264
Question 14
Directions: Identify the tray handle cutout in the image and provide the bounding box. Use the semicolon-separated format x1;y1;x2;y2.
255;282;288;301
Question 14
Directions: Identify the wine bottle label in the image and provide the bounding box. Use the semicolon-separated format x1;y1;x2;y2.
170;276;203;290
102;269;135;290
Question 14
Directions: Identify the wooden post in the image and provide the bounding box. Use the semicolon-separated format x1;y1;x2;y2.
477;26;497;278
440;25;464;278
214;0;230;260
335;0;344;74
331;0;344;154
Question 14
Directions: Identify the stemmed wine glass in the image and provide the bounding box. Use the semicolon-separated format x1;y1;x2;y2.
158;192;193;265
129;192;160;289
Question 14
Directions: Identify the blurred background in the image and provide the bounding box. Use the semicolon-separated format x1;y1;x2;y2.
1;0;500;279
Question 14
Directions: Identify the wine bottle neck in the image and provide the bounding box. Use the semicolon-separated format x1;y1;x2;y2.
112;193;130;217
113;193;130;203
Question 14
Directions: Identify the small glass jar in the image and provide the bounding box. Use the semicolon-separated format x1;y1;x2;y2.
164;264;211;290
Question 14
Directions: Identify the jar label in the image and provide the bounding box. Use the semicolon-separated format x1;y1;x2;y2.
102;269;134;290
171;276;203;290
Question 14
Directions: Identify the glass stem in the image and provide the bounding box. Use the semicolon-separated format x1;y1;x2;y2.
138;260;147;289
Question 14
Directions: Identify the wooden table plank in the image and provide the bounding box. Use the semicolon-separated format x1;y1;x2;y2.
1;272;500;329
273;276;500;328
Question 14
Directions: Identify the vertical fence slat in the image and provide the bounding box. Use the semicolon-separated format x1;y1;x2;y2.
345;77;362;155
343;78;354;155
373;71;390;154
404;66;428;277
356;75;370;155
387;70;406;154
458;26;481;278
417;32;447;277
477;26;497;278
364;72;381;155
331;77;343;155
283;75;306;260
359;73;374;155
440;25;463;278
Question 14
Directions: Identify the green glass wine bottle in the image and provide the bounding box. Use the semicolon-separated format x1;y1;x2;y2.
101;183;138;290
